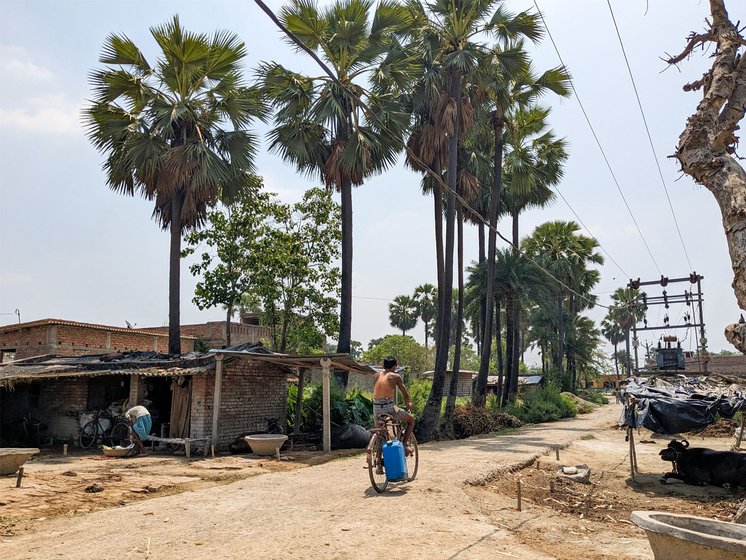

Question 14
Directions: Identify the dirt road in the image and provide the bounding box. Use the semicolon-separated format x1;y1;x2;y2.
1;404;738;559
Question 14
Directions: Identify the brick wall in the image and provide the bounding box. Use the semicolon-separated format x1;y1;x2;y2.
35;378;89;444
144;321;271;349
189;359;288;449
0;321;194;359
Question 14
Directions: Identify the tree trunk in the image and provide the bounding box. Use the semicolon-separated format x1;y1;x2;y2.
554;292;564;374
474;112;505;406
613;342;620;381
508;210;520;400
434;184;444;349
495;299;503;384
444;202;465;428
503;291;514;405
335;176;353;388
477;221;486;356
625;327;632;377
225;304;232;348
168;192;184;356
420;69;460;441
669;1;746;352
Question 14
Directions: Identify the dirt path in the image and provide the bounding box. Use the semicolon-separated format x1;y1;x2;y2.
1;404;740;559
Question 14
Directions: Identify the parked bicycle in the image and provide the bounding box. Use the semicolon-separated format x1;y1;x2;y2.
80;410;130;449
20;411;52;447
366;412;418;493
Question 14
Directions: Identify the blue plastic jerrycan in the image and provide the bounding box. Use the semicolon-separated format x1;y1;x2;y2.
382;439;407;481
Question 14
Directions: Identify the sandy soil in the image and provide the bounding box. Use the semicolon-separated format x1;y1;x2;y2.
0;404;743;559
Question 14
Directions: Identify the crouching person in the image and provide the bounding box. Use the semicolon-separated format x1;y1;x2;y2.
126;405;152;455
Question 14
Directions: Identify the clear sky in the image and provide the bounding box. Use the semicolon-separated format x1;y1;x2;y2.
1;0;744;361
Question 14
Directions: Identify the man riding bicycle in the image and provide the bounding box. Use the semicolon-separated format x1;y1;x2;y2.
372;356;415;455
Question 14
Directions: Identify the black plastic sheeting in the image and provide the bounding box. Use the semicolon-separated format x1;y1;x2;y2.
621;377;745;435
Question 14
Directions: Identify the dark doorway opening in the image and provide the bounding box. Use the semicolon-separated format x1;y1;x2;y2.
143;377;172;437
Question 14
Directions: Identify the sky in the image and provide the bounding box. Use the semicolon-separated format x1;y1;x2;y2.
1;0;745;363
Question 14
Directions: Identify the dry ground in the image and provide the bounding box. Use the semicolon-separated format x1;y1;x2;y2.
1;405;743;559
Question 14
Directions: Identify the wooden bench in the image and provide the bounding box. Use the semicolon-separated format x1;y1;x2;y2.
147;436;209;459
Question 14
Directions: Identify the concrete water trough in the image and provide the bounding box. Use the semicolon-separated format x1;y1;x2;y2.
244;434;288;456
631;511;746;560
0;448;40;475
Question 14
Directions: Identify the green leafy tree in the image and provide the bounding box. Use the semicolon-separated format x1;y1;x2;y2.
254;187;342;353
362;334;431;375
85;16;265;354
260;0;415;365
182;177;269;347
389;295;419;335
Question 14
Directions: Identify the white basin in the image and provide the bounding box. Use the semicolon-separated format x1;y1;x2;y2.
244;434;288;456
631;510;746;560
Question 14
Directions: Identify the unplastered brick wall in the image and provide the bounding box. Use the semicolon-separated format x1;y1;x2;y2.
39;378;88;413
189;360;288;449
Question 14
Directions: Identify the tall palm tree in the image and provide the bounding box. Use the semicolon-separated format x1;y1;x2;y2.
607;287;645;376
85;16;264;354
471;56;570;405
260;0;415;371
413;283;437;348
523;221;603;385
389;295;419;335
601;318;625;381
405;0;542;439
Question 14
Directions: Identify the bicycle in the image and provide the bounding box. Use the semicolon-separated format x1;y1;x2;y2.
20;411;52;447
80;410;131;449
366;412;418;493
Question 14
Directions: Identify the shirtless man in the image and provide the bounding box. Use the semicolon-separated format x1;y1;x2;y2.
372;356;415;454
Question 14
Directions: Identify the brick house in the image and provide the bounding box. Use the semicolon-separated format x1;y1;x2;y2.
0;316;272;363
0;344;288;451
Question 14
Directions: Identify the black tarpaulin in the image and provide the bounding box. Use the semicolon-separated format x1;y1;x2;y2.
621;376;745;435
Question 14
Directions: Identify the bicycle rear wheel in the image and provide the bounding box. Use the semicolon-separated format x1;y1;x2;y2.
80;421;98;449
367;433;388;493
404;432;418;481
109;422;130;447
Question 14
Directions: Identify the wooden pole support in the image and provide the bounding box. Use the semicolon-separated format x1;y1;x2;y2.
555;447;560;461
517;479;522;511
16;467;24;488
210;445;215;458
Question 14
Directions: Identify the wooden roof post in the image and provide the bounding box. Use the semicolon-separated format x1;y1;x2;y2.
212;353;224;450
321;357;332;452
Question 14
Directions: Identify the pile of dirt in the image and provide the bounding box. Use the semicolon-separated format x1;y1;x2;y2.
689;417;739;438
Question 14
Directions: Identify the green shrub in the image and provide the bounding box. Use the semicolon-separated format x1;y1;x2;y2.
505;384;577;424
288;382;376;433
406;378;432;419
575;389;609;405
452;403;522;438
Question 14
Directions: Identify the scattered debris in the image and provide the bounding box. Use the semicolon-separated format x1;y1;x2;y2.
84;483;104;493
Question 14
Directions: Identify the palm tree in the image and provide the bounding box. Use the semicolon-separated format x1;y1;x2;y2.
413;283;437;348
523;221;603;385
601;318;625;381
260;0;415;369
389;295;419;335
607;287;645;376
85;16;264;354
471;56;570;405
405;0;539;440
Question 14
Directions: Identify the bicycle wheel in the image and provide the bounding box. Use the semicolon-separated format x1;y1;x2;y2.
109;422;130;447
367;433;388;493
80;420;99;449
403;432;418;481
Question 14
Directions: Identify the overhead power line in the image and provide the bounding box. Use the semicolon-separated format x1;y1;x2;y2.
605;0;694;272
533;0;663;275
253;0;613;310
